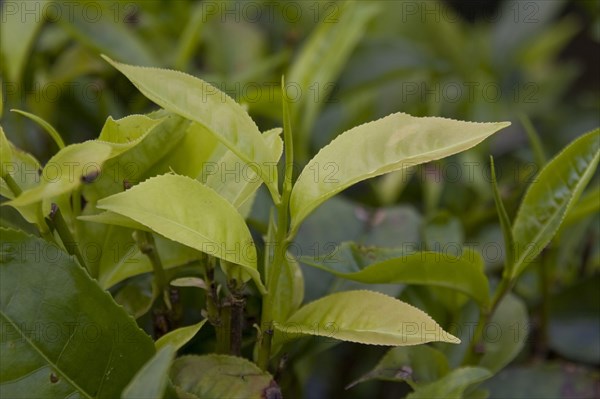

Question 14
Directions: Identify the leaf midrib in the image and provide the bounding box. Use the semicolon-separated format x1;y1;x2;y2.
0;311;95;399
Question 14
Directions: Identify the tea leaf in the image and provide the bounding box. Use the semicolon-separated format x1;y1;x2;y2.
275;290;460;346
511;128;599;278
406;367;492;399
6;141;112;223
102;56;280;199
170;355;279;399
95;174;265;293
290;114;510;234
0;228;155;398
206;128;283;209
155;320;207;352
11;109;65;150
301;243;490;309
122;345;175;399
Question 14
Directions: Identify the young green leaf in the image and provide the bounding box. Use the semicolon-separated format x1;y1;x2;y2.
102;56;280;199
94;174;265;293
170;355;280;399
0;126;12;176
289;114;510;235
121;345;175;399
511;128;600;278
302;244;490;309
406;367;492;399
98;114;164;148
275;290;460;346
5;141;112;224
11;109;66;150
0;228;155;398
490;156;516;274
0;130;41;200
206;128;283;209
155;320;207;352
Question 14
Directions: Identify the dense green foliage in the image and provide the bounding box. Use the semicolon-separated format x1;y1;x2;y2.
1;1;599;398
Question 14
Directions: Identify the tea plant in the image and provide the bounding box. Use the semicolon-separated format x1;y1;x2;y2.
0;53;597;399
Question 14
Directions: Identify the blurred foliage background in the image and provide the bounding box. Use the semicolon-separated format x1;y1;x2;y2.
1;0;599;398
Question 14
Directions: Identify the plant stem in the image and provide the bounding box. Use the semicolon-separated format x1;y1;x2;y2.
50;205;88;270
463;275;513;365
137;231;168;301
204;256;230;353
228;280;245;356
536;251;550;357
258;77;295;370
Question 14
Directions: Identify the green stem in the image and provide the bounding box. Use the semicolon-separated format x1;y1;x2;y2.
2;173;22;196
258;77;295;370
537;251;550;357
137;231;168;302
463;275;513;365
50;206;88;270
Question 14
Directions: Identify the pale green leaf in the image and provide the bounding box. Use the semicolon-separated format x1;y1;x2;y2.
95;174;265;293
0;126;12;177
170;355;280;399
84;113;190;203
511;128;600;278
78;211;150;232
102;56;280;198
406;367;492;399
7;141;112;207
11;109;65;150
5;141;112;224
348;345;450;389
122;345;175;399
206;128;283;209
0;129;41;200
290;114;510;235
155;320;207;352
301;242;490;310
0;228;155;398
98;114;164;148
275;290;460;346
170;277;207;290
